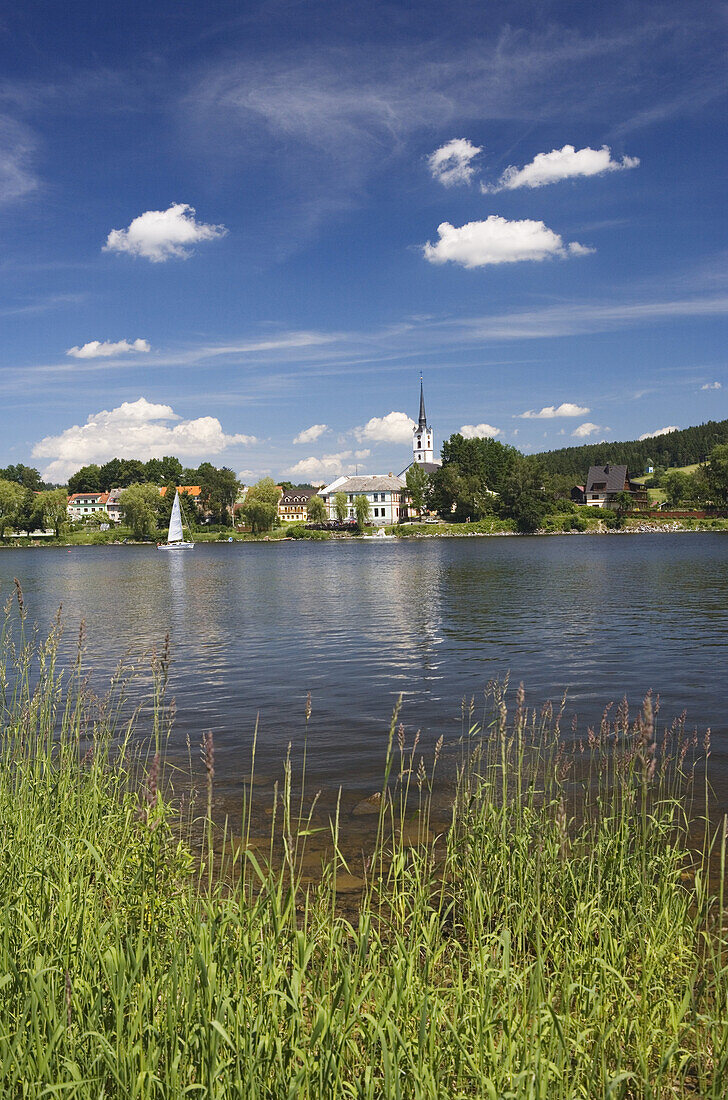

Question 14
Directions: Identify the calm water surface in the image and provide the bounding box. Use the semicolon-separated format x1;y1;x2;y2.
2;535;726;805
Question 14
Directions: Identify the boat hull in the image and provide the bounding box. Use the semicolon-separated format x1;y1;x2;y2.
157;542;195;550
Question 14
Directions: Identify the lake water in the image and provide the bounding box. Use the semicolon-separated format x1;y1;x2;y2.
2;534;727;815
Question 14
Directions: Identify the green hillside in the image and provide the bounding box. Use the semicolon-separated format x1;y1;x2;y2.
534;420;728;480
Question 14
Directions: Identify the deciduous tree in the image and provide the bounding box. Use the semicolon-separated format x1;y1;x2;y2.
405;464;430;517
334;492;348;523
354;494;371;530
119;483;161;540
307;494;326;523
0;479;24;538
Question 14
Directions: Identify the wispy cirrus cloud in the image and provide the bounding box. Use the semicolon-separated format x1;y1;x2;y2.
0;115;38;203
67;338;150;359
104;203;227;262
424;216;592;268
482;144;638;193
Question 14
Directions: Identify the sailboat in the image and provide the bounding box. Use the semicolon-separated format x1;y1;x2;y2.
157;490;194;550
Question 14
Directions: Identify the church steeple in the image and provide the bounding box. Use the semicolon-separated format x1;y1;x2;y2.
413;374;434;465
418;377;428;431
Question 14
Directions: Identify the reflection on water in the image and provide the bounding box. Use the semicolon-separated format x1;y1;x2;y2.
1;535;727;802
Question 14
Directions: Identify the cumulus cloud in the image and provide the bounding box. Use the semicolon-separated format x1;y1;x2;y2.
32;397;256;481
66;338;150;359
701;381;721;390
354;411;416;443
423;216;592;268
293;423;328;445
460;423;501;438
518;402;590;419
638;426;680;441
572;422;601;438
428;138;482;186
103;203;227;262
483;144;639;193
286;450;370;481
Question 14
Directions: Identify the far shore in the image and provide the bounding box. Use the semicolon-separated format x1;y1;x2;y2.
2;515;728;549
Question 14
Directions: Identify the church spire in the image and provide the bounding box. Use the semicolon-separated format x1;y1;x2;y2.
412;374;434;466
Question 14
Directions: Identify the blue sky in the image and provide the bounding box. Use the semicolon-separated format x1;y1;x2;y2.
1;0;726;483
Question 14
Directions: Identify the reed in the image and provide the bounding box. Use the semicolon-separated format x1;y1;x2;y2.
0;594;726;1098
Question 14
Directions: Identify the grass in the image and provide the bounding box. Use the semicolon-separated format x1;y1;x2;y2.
1;587;727;1097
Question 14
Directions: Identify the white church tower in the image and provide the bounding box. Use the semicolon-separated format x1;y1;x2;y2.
413;375;434;464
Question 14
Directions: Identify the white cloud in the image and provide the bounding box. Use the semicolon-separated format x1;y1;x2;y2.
423;216;592;268
518;402;590;419
103;203;227;262
286;450;370;481
460;423;501;438
428;138;482;186
237;469;256;481
483;144;639;192
572;422;601;438
66;338;150;359
638;426;680;441
701;381;721;390
32;397;256;481
354;411;416;443
293;423;328;445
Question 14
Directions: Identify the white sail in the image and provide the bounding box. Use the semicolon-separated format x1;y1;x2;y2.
167;491;184;543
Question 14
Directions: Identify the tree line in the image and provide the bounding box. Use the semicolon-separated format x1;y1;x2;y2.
533;419;728;480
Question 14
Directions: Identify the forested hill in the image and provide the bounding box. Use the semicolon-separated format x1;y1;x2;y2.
534;419;728;480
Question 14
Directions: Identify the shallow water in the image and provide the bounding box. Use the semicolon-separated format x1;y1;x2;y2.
2;534;727;813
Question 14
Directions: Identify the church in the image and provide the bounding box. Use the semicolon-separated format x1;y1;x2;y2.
399;377;442;477
318;378;441;526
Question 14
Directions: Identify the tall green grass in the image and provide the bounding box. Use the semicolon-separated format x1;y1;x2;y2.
0;584;726;1098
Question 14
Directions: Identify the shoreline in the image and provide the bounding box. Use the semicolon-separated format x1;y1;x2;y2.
1;521;727;548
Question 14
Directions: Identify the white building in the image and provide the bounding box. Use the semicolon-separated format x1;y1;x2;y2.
319;474;407;525
67;491;109;521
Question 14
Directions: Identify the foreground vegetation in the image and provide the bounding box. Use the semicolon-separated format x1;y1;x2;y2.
1;591;727;1098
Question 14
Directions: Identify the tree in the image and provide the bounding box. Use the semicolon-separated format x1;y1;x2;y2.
354;494;371;530
611;491;634;527
331;492;347;523
0;479;24;538
199;463;241;524
159;456;184;484
662;470;692;508
98;458;126;491
0;464;43;491
307;494;326;523
15;490;45;535
498;459;553;533
241;478;281;534
36;487;70;538
243;500;278;534
67;465;102;493
119;483;161;540
405;464;430;517
706;444;728;506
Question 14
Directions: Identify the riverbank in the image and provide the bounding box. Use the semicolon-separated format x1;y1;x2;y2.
3;511;728;548
1;605;727;1097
